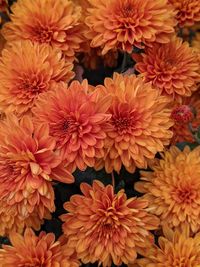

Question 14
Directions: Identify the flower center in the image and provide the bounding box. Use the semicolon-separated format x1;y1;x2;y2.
32;25;54;43
111;107;139;134
19;78;45;93
115;0;136;18
172;187;196;204
113;116;132;132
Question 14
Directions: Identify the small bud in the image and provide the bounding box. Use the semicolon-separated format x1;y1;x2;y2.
171;105;194;124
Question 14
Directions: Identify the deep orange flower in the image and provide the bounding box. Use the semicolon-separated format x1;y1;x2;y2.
32;80;111;172
0;115;73;236
133;37;200;100
95;73;173;173
2;0;84;60
61;180;159;267
168;0;200;27
135;146;200;233
171;93;200;143
133;225;200;267
0;40;74;116
0;228;80;267
85;0;177;55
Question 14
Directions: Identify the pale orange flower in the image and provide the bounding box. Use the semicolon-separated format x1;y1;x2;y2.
2;0;84;60
0;40;74;116
33;81;111;172
171;93;200;143
168;0;200;27
133;37;200;100
85;0;177;55
95;73;173;173
135;146;200;233
61;180;159;267
133;225;200;267
0;228;80;267
0;115;73;236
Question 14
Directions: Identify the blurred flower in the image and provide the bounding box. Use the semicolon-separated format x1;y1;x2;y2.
2;0;84;60
33;80;111;172
133;37;200;100
61;180;159;267
135;146;200;233
0;115;73;236
95;73;173;173
168;0;200;27
0;228;80;266
0;40;74;116
85;0;176;55
81;47;119;70
171;93;200;143
0;0;8;13
134;225;200;267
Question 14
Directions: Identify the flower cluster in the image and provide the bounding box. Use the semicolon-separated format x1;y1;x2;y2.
0;0;200;266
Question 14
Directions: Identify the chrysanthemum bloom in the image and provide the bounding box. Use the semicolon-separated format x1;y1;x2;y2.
0;228;80;267
2;0;84;60
32;80;111;172
171;93;200;143
168;0;200;27
61;180;159;267
135;146;200;233
132;225;200;267
133;37;200;100
0;115;74;236
85;0;177;55
95;73;173;173
0;40;74;116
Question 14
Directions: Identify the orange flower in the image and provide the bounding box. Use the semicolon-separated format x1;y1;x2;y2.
168;0;200;27
0;40;74;116
85;0;177;55
32;80;111;172
135;146;200;233
2;0;84;60
0;228;80;267
61;180;159;267
0;115;73;236
133;37;200;100
95;73;173;173
171;93;200;143
134;225;200;267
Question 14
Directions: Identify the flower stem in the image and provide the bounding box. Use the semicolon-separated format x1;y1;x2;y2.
188;123;200;144
111;171;115;188
121;52;128;73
